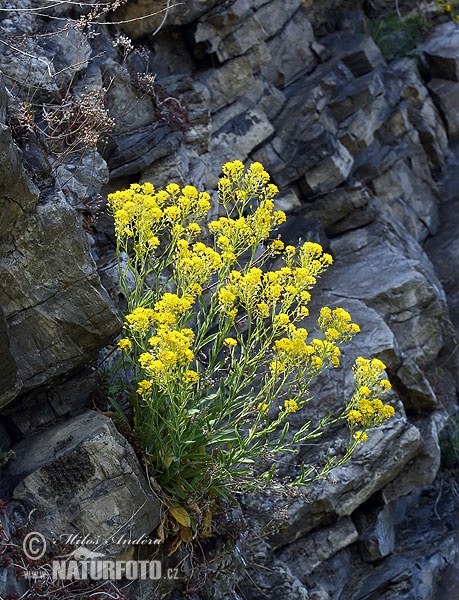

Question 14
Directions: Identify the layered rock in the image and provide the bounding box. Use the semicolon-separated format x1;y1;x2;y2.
0;1;458;599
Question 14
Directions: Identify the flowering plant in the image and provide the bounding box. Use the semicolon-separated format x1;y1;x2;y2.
107;160;394;540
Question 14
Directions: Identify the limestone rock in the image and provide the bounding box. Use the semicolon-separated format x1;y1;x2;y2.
4;411;161;555
195;14;265;64
102;60;158;134
380;415;442;503
202;56;259;113
425;191;459;332
252;83;335;188
370;157;439;242
294;184;376;236
2;368;97;438
0;306;21;410
53;150;109;210
393;58;448;171
339;35;386;78
243;419;421;550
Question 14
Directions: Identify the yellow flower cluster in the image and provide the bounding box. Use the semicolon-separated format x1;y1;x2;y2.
107;181;211;249
175;240;223;294
125;306;155;333
140;325;196;385
117;338;132;351
318;306;361;342
284;399;298;413
218;161;278;212
347;357;395;436
209;200;286;258
216;241;334;319
270;325;343;373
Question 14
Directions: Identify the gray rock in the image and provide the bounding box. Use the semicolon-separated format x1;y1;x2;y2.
2;368;97;438
41;24;92;86
53;150;109;210
393;58;448;172
4;411;161;555
354;502;396;561
0;192;121;392
252;83;336;188
425;190;459;333
202;56;260;113
339;35;386;78
328;69;386;123
428;78;459;141
254;0;303;40
327;223;446;367
104;123;181;178
380;415;442;503
422;22;459;82
262;8;318;88
102;60;158;134
210;107;274;166
367;155;439;242
0;45;59;100
303;140;354;194
195;14;266;64
295;183;376;236
277;517;358;577
0;305;21;411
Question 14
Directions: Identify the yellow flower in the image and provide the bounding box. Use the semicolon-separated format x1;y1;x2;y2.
137;379;152;395
359;385;371;397
371;358;386;371
223;337;237;348
284;399;298;413
311;356;323;370
117;338;132;352
382;404;395;419
270;239;285;254
257;402;269;413
166;183;180;195
348;410;363;424
183;370;199;384
219;287;237;306
274;313;290;327
139;352;154;368
187;223;201;236
270;360;284;374
353;431;368;443
380;379;392;391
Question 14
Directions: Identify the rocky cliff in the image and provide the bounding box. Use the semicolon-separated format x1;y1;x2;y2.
1;1;459;599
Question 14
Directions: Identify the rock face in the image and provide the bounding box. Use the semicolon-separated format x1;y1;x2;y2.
4;411;161;555
0;1;459;599
0;75;120;407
